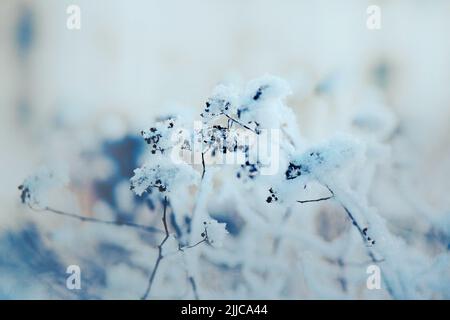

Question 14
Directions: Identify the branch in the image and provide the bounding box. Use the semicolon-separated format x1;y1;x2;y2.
224;114;257;134
189;276;199;300
141;196;170;300
322;185;371;243
32;206;163;234
297;195;334;204
201;151;206;180
297;185;376;247
141;196;205;300
180;238;207;250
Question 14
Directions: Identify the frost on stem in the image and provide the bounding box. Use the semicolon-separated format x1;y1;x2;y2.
267;135;364;203
18;166;69;209
267;135;377;244
18;166;163;234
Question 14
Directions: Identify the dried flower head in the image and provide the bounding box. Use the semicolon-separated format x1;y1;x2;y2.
141;117;185;154
130;155;198;196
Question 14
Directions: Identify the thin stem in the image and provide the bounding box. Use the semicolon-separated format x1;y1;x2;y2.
141;196;170;300
227;118;233;129
188;276;199;300
324;185;397;296
341;205;368;243
34;206;163;234
201;152;206;180
297;195;334;204
296;185;375;247
180;238;207;250
140;251;162;300
141;196;206;300
322;185;370;243
224;114;257;133
161;197;169;238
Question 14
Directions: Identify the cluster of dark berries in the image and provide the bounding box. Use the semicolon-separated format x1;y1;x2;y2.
141;127;162;154
201;125;239;156
200;222;208;239
285;162;305;180
18;184;30;204
153;179;167;192
362;227;376;245
200;98;231;119
141;119;175;154
236;160;261;180
247;120;261;134
266;188;278;203
130;171;167;194
252;85;269;101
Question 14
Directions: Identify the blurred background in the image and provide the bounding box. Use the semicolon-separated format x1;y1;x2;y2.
0;0;449;299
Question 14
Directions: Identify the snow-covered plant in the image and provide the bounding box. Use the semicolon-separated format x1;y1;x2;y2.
17;75;448;300
18;166;69;210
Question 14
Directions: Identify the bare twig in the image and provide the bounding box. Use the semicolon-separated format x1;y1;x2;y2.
297;195;334;204
141;196;170;300
141;196;205;300
188;276;199;300
31;205;163;234
180;238;207;250
201;151;206;180
296;185;376;248
224;114;257;133
322;186;372;244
